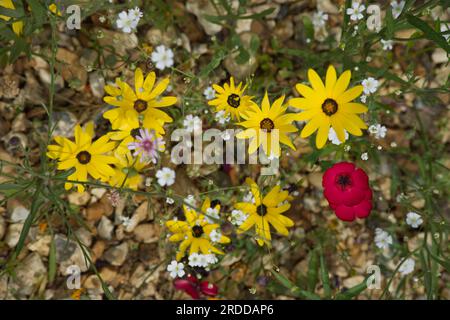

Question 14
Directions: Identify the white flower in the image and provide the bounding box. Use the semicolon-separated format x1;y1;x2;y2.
198;254;209;268
391;0;405;19
116;11;137;33
362;77;379;95
120;216;132;228
368;124;387;139
205;254;218;265
167;260;185;279
156;167;176;187
243;192;255;204
151;45;174;70
203;86;215;100
312;11;328;29
374;228;393;249
209;229;222;242
231;209;248;226
360;95;367;103
205;207;219;224
128;7;143;22
188;253;201;267
381;39;394;51
441;23;450;41
398;258;415;276
214;110;230;125
184;195;196;207
166;197;175;205
183;114;202;132
361;152;369;161
328;127;349;145
346;2;365;21
406;212;423;228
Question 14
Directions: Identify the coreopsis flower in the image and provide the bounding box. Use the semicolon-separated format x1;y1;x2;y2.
374;228;393;249
289;65;368;148
208;77;255;120
235;178;294;246
236;92;298;157
151;45;174;70
47;123;117;192
322;162;372;221
128;128;165;163
103;68;176;133
398;258;415;276
156;167;176;186
328;127;348;145
346;1;365;21
166;197;231;260
391;0;405;19
108;152;146;190
167;260;185;279
174;274;218;300
406;212;423;228
0;0;23;35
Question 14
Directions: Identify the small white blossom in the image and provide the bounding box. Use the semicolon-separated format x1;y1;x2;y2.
209;229;222;242
368;124;387;139
120;216;132;228
406;212;423;228
344;145;351;152
346;1;365;21
151;45;174;70
214;110;230;125
167;260;185;278
156;167;176;187
361;152;369;161
391;0;405;19
183;114;202;132
374;228;393;249
116;11;138;33
203;86;215;100
362;77;379;95
381;39;394;51
231;209;248;226
188;253;201;267
328;127;349;145
128;7;143;21
360;95;367;103
243;192;255;204
166;197;175;205
206;254;218;265
398;258;415;276
205;207;220;224
184;195;196;207
312;11;328;29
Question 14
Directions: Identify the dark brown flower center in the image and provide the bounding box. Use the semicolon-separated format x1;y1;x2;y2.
256;204;268;216
76;151;91;164
134;99;148;113
130;128;141;138
227;94;240;108
335;173;352;190
210;199;221;208
192;225;204;238
322;98;338;116
260;118;275;132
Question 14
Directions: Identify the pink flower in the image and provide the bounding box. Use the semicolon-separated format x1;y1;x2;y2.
128;128;164;163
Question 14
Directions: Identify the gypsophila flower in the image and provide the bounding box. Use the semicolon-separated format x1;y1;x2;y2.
167;260;185;278
116;10;137;33
406;212;423;228
368;124;387;139
166;197;175;205
128;7;143;22
374;228;393;249
346;1;365;21
230;209;248;226
156;167;176;187
198;254;209;267
381;39;394;50
214;110;231;125
120;216;132;228
398;258;415;276
184;194;196;207
361;152;369;161
205;207;220;224
362;77;379;95
151;45;174;70
209;229;222;242
391;0;405;19
206;254;218;265
328;127;349;145
360;95;367;103
183;115;202;132
203;86;215;100
243;192;255;204
188;253;201;267
312;11;328;29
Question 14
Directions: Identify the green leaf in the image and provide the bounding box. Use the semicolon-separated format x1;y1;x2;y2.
307;249;319;292
271;270;321;300
239;7;275;20
302;16;314;41
319;249;332;298
48;237;56;283
199;48;227;78
406;14;450;53
235;48;250;65
335;279;368;300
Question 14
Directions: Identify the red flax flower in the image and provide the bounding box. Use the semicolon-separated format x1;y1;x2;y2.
174;274;218;299
322;162;372;221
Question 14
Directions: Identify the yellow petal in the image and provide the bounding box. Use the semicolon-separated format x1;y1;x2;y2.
333;70;351;98
308;69;326;96
325;65;337;96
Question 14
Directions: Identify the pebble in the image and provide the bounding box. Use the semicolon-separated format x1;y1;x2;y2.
133;224;159;244
0;215;5;240
14;253;46;296
103;242;129;267
186;0;223;35
97;216;114;240
10;205;30;223
27;235;52;256
5;223;23;248
68;191;91;206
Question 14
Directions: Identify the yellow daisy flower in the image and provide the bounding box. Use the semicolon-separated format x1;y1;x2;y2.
208;77;254;120
103;68;177;134
289;65;368;149
166;197;231;261
47;123;117;192
109;152;146;191
235;178;294;247
0;0;23;35
236;92;298;157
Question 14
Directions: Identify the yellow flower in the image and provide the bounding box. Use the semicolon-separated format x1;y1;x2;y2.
0;0;23;35
47;122;117;192
289;65;368;149
109;152;146;191
208;77;254;120
103;68;177;134
166;197;231;261
236;92;298;157
235;178;294;247
48;3;62;16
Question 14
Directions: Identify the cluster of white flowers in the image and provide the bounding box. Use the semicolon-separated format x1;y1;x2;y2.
374;228;393;249
167;260;185;279
205;207;220;224
116;7;143;33
184;194;196;207
362;77;379;95
188;253;218;268
391;0;405;19
183;114;202;132
209;229;222;242
230;209;248;226
361;152;369;161
398;258;415;276
312;11;328;29
151;45;174;70
328;127;349;145
381;39;394;51
156;167;176;187
203;86;215;100
346;1;365;21
166;197;175;205
214;110;231;125
368;123;387;139
406;212;423;228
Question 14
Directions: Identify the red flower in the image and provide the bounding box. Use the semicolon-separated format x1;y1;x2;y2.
322;162;372;221
173;274;218;299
